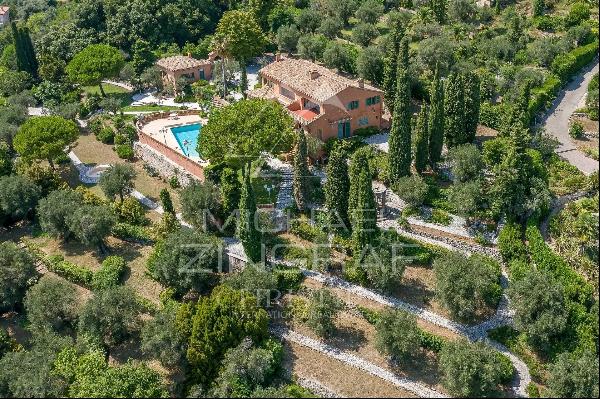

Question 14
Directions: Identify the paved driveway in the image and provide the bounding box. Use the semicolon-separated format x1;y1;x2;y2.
539;59;599;175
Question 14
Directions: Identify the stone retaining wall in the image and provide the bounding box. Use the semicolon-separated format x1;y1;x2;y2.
134;142;200;186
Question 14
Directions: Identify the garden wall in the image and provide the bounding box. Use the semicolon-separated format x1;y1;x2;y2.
134;140;202;186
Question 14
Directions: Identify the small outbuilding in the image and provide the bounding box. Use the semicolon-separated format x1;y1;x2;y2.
156;54;213;90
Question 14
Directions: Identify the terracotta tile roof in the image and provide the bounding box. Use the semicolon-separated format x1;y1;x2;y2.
156;55;209;72
0;6;9;15
259;57;383;103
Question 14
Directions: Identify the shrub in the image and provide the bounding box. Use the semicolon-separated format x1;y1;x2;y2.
393;175;429;207
356;305;381;325
169;175;180;189
352;126;380;138
45;255;94;287
112;222;152;243
426;208;452;226
529;73;561;118
418;330;447;353
434;252;502;322
115;144;134;160
92;256;127;290
374;309;421;363
273;266;304;292
305;289;344;338
97;128;115;144
439;340;515;397
114;134;127;145
114;197;146;225
497;222;528;264
551;40;599;82
525;222;593;305
569;121;584;139
447;144;482;182
289;218;325;241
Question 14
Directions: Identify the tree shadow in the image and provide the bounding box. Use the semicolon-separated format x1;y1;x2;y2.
326;325;367;352
396;277;435;307
389;351;442;388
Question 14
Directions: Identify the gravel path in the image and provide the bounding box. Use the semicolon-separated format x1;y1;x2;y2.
296;378;340;398
539;59;599;175
273;327;448;398
277;252;529;396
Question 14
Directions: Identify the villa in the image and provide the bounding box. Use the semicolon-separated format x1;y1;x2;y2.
0;6;9;26
156;54;214;90
249;56;386;142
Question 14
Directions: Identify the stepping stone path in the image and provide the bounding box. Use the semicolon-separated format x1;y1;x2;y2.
272;327;448;398
264;153;294;210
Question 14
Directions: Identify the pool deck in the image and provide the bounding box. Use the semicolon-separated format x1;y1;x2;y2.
139;114;206;162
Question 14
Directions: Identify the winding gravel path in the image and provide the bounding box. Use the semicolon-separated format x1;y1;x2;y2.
273;327;448;398
539;59;599;175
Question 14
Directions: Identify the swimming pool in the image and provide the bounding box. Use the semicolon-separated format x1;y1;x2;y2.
170;123;201;159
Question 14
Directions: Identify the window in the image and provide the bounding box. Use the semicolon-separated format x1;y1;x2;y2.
346;100;359;110
358;117;369;126
366;96;381;106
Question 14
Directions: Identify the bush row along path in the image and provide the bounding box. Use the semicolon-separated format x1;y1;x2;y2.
271;327;448;398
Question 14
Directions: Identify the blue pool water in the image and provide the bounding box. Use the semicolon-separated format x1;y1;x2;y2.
171;123;201;159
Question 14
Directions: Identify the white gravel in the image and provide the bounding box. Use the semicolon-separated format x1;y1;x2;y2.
273;327;448;398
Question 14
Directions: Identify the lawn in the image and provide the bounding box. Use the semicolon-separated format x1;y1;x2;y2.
71;131;182;211
82;83;133;108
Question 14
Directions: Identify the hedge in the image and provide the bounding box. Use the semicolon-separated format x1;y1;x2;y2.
551;40;599;82
273;265;304;292
495;352;516;385
529;73;562;119
46;254;94;287
289;218;326;241
497;222;528;264
419;330;447;353
112;222;153;244
92;256;127;290
525;221;593;306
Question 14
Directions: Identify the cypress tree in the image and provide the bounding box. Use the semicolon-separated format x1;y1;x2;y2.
325;147;350;231
293;131;310;212
240;65;248;99
388;37;412;181
349;151;369;212
414;105;429;174
237;167;262;263
11;22;38;79
444;72;466;148
159;188;175;215
500;82;531;136
220;167;241;218
351;159;377;255
428;66;445;166
383;25;403;116
432;0;447;24
463;71;480;143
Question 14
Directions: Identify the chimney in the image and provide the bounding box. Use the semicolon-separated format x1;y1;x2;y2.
275;53;282;62
358;78;364;88
309;70;320;80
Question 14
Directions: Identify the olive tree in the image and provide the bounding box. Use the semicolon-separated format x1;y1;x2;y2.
0;242;37;311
